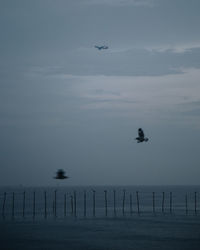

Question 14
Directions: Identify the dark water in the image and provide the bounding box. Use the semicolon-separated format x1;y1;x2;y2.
0;186;200;250
1;216;200;250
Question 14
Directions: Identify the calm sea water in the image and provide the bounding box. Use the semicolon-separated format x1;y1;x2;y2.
1;186;200;250
0;186;199;219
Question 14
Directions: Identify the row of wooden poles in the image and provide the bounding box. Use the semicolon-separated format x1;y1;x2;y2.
1;190;198;218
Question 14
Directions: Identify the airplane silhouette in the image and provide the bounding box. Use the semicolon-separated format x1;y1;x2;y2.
94;45;109;50
135;128;149;143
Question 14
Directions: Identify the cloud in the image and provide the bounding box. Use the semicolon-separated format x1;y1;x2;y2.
26;45;200;78
53;68;200;124
147;42;200;54
85;0;156;7
176;100;200;122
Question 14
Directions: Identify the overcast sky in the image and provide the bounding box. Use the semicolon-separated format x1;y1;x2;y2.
1;0;200;186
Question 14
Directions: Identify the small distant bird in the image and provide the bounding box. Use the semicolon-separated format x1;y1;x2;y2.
94;45;109;50
54;169;69;180
135;128;149;143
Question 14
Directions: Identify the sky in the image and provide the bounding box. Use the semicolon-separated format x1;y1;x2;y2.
0;0;200;186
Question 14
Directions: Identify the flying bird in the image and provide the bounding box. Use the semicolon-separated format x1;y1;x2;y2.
54;169;69;180
94;45;109;50
135;128;149;143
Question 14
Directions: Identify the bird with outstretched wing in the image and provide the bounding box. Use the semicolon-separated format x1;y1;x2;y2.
135;128;149;143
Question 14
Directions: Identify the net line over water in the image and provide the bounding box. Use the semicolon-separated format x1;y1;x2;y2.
0;186;199;219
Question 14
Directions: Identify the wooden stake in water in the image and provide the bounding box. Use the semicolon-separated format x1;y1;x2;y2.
64;193;67;217
185;194;188;215
104;190;108;217
52;200;54;215
130;194;133;215
84;191;86;217
136;191;140;215
44;191;47;219
23;191;26;218
162;192;165;213
70;195;73;215
170;192;172;214
74;191;77;217
92;190;96;217
54;190;57;218
194;192;197;215
152;192;155;214
113;190;116;216
122;189;126;216
33;191;35;219
2;192;6;217
12;192;15;219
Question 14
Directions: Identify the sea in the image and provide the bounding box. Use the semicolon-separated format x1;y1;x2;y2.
0;185;200;250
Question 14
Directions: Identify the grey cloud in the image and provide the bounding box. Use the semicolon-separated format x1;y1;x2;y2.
182;109;200;117
35;47;200;77
85;0;157;7
93;89;121;96
176;100;200;117
178;100;200;107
